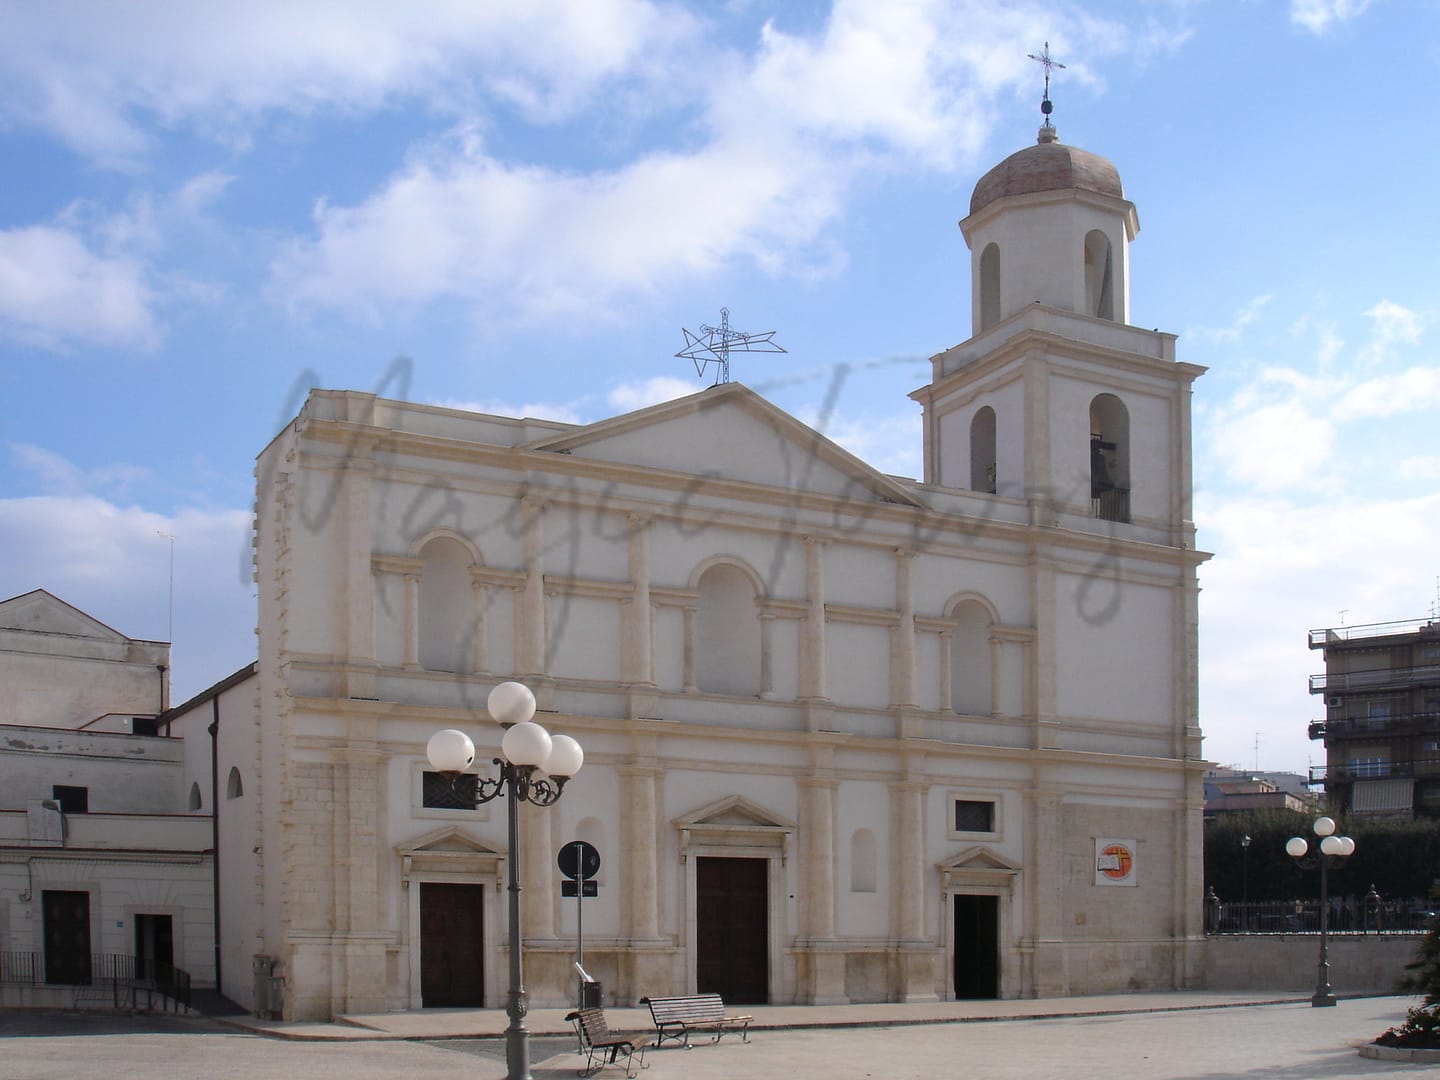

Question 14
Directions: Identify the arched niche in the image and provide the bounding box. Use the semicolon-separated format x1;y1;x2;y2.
695;562;761;695
979;242;1001;331
970;406;997;494
948;598;994;716
1084;229;1115;321
418;535;475;673
850;828;877;893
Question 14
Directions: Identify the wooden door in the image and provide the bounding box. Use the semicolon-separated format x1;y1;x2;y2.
696;857;768;1004
953;893;999;999
43;890;91;986
420;883;485;1007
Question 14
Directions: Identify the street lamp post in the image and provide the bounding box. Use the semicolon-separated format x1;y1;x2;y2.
1285;815;1356;1008
427;682;584;1080
1240;834;1251;932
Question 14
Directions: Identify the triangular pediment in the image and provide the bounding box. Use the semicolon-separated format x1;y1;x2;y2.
0;589;131;641
939;845;1021;891
525;383;921;507
398;824;504;858
942;845;1020;873
675;794;795;832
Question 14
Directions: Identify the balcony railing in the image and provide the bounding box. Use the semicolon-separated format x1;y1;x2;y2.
1091;487;1131;524
1316;710;1440;739
1310;619;1440;648
1311;758;1440;782
1309;664;1440;694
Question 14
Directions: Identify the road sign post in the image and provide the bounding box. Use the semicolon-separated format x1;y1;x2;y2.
558;840;601;1007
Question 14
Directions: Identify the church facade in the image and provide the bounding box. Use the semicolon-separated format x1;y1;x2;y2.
232;127;1209;1021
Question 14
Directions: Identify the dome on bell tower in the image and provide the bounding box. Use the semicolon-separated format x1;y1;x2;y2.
969;128;1124;217
959;125;1139;333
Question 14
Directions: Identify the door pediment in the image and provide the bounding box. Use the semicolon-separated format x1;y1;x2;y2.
398;825;504;879
940;845;1021;890
674;795;795;861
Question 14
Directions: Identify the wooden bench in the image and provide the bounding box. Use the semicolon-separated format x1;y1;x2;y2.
564;1006;648;1077
639;993;752;1049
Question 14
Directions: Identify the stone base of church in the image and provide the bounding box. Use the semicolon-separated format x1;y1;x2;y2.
283;934;390;1022
794;946;848;1004
893;946;941;1002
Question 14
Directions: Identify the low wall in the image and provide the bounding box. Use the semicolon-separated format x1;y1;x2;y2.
1205;934;1423;994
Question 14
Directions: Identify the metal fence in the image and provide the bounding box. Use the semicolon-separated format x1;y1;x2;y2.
0;951;190;1011
1206;896;1437;935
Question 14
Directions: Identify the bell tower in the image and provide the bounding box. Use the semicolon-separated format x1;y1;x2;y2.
910;114;1203;548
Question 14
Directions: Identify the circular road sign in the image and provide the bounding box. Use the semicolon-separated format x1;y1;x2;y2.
558;840;601;881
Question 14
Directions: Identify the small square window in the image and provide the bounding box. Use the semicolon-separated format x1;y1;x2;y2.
422;771;479;810
954;799;996;833
52;785;88;814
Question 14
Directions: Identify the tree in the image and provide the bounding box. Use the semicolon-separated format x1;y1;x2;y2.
1377;918;1440;1048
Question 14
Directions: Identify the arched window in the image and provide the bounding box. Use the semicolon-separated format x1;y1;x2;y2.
696;563;760;695
1084;230;1114;321
970;406;997;493
850;828;877;893
979;243;1001;331
226;766;244;800
949;600;993;716
188;782;202;811
419;536;474;673
1089;393;1130;523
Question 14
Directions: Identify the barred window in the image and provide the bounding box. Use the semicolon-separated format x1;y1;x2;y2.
423;771;479;810
954;799;995;833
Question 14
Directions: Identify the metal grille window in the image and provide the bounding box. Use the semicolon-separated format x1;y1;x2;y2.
954;799;996;833
422;771;478;810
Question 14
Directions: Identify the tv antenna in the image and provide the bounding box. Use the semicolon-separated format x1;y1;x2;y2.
677;307;786;386
1027;41;1066;132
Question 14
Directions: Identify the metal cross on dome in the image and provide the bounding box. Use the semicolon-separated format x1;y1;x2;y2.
676;307;786;386
1027;41;1066;129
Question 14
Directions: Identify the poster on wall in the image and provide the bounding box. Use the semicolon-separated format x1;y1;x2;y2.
1094;837;1137;887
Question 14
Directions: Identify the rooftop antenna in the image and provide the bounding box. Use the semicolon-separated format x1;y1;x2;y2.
1431;576;1440;619
1027;41;1066;142
677;307;786;386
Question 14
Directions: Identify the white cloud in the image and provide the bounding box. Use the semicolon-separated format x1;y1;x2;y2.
607;376;702;412
1188;293;1271;345
792;404;923;479
265;1;1146;325
270;133;848;324
1197;486;1440;772
10;443;152;499
0;1;697;164
1398;456;1440;481
1359;299;1424;367
0;494;255;700
1334;367;1440;420
1290;0;1375;35
175;172;236;216
0;225;158;349
1206;388;1336;493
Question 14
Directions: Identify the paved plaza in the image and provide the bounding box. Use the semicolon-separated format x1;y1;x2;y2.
0;994;1428;1079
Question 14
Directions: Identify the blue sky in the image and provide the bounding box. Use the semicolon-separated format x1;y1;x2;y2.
2;0;1437;776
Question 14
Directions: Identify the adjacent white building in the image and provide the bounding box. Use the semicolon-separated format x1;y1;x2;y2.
0;590;214;1004
221;125;1210;1021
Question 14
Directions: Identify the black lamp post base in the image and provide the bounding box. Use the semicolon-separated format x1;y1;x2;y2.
1311;991;1337;1007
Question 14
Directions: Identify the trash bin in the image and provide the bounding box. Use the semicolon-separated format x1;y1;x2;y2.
580;980;603;1008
